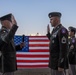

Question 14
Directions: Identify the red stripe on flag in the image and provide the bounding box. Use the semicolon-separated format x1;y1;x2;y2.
17;65;48;68
16;54;49;57
29;36;48;38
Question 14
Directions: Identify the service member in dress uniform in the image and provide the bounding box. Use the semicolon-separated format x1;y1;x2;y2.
68;26;76;75
46;12;69;75
0;14;25;75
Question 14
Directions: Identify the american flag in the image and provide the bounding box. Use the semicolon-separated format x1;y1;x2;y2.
14;35;50;69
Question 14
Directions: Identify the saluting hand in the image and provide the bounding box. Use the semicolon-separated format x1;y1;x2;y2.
47;24;50;33
11;14;17;25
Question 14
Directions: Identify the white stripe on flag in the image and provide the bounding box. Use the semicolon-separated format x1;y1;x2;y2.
16;52;49;55
29;42;49;44
29;47;49;49
17;57;49;60
17;63;49;65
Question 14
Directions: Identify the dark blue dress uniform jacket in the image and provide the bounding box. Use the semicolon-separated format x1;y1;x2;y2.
47;24;69;70
0;25;22;73
68;36;76;64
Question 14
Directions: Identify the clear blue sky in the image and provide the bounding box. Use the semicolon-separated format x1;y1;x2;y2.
0;0;76;35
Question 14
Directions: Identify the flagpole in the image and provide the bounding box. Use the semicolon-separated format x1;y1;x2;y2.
22;34;25;42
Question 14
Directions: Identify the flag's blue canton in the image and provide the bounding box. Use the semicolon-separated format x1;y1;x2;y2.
14;36;29;52
14;36;22;45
